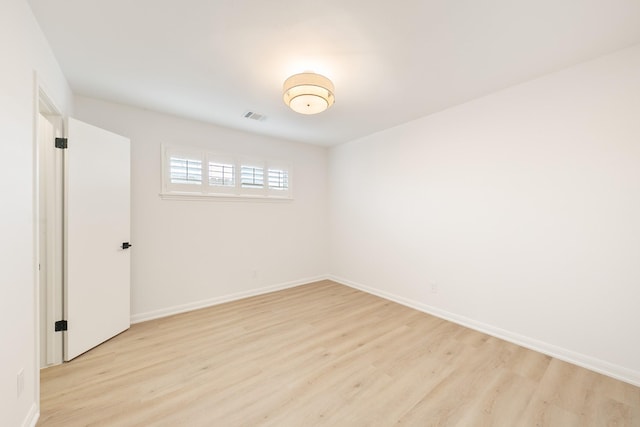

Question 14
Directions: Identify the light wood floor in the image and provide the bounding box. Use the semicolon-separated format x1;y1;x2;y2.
40;280;640;426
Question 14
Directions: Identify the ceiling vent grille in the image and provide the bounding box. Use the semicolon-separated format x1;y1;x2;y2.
243;111;267;121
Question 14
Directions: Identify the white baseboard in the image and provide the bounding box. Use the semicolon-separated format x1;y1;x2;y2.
22;403;38;427
329;275;640;388
130;275;330;324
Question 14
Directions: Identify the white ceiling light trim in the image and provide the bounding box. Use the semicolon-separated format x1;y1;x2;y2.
283;72;335;115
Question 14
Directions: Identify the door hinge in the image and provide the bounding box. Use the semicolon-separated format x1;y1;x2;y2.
54;320;68;332
55;137;68;149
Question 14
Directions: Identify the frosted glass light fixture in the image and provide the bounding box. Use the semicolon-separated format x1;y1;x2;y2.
283;72;335;115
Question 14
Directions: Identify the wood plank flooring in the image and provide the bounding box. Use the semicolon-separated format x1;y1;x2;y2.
39;280;640;426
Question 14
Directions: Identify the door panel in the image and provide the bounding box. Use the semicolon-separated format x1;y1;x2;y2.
65;117;130;360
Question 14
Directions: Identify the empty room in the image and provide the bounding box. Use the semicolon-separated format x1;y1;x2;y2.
2;0;640;426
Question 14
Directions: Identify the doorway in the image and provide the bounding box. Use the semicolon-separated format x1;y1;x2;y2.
36;88;131;375
36;88;64;368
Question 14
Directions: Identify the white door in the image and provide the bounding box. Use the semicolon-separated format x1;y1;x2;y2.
65;117;131;361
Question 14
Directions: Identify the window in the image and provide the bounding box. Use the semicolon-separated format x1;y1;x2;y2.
161;146;292;200
209;162;235;187
268;169;289;191
241;165;264;189
170;157;202;185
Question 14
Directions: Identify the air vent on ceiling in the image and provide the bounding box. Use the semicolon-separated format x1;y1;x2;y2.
243;111;267;122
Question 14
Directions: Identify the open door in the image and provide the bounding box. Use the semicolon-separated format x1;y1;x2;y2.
64;117;131;361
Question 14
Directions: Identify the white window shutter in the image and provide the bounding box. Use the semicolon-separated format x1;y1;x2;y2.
161;146;292;199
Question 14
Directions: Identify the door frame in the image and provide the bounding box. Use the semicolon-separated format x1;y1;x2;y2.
33;73;65;408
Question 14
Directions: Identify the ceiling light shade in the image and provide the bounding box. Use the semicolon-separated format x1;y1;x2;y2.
283;72;335;115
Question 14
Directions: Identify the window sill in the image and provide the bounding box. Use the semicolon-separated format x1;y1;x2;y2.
159;192;293;202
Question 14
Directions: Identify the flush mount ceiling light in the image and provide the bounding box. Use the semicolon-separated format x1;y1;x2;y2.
283;72;335;115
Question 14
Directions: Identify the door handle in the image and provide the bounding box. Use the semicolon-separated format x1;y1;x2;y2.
121;242;132;249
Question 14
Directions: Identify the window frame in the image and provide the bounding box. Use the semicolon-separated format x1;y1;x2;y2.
239;159;266;196
161;145;293;201
206;153;237;195
265;161;291;197
163;147;205;194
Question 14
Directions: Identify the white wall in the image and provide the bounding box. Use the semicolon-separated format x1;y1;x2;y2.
0;0;73;426
329;44;640;385
73;96;329;321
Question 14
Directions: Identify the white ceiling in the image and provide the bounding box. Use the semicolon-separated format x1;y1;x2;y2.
28;0;640;146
